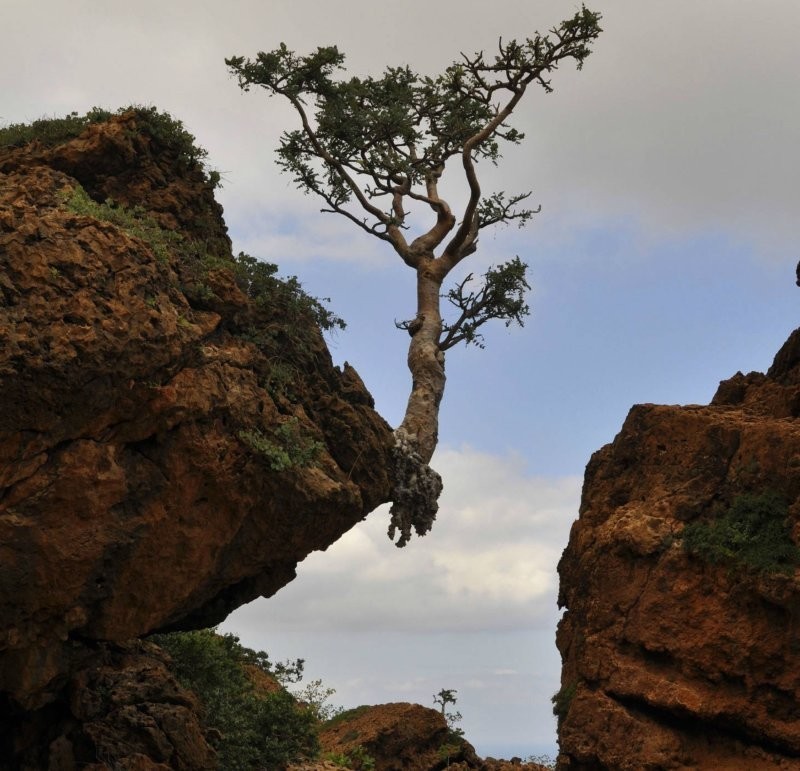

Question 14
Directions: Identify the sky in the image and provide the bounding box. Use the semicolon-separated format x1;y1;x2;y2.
4;0;799;760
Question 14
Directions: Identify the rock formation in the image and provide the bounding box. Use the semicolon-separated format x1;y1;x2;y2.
295;702;549;771
556;330;800;769
0;110;394;766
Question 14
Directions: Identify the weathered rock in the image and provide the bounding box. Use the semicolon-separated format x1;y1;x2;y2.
3;640;216;771
556;331;800;770
319;702;479;771
0;110;394;754
314;703;549;771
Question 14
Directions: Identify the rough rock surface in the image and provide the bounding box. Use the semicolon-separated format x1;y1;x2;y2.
0;112;393;764
309;702;549;771
11;640;217;770
555;329;800;770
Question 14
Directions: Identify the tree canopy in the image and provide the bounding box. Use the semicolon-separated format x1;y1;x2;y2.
227;6;602;545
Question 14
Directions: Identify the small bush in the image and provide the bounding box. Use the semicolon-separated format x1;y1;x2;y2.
293;678;344;722
238;417;323;471
0;107;112;148
551;682;577;728
323;746;375;770
682;491;800;575
150;629;318;770
233;251;345;334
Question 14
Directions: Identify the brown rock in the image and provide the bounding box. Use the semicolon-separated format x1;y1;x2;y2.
0;111;394;756
319;702;481;770
6;640;215;771
556;331;800;769
312;703;550;771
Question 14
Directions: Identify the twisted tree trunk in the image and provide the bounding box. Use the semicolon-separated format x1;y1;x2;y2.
388;258;447;546
397;261;447;463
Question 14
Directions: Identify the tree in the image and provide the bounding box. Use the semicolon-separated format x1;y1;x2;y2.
226;7;601;545
150;629;319;768
433;688;464;736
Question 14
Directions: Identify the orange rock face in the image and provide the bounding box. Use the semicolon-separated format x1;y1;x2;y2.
0;111;393;755
320;702;467;770
556;330;800;770
314;703;550;771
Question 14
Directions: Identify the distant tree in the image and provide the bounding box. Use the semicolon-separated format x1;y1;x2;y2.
226;7;601;545
433;688;464;736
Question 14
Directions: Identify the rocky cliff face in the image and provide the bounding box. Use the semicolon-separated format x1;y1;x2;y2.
0;110;394;765
556;330;800;770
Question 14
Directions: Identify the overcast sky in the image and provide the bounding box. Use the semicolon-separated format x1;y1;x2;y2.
4;0;799;759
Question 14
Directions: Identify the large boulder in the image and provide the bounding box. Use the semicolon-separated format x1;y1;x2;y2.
556;330;800;769
0;110;393;762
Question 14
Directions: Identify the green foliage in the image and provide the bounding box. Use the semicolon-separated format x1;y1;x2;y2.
325;752;352;768
682;491;800;575
437;740;464;768
551;681;577;728
433;688;464;737
61;188;342;351
238;417;324;471
0;107;112;148
150;629;318;769
61;184;181;263
292;678;344;722
127;104;210;169
232;251;345;334
324;746;375;770
226;9;600;262
439;257;531;350
0;105;220;187
226;7;600;219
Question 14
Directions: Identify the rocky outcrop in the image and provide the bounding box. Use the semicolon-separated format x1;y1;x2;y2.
12;640;217;770
309;703;548;771
0;110;394;763
320;702;477;770
555;330;800;769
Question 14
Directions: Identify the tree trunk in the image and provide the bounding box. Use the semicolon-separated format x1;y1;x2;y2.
388;258;447;547
396;261;446;464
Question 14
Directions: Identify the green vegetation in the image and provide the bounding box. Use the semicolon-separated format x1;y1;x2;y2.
551;681;577;729
238;417;324;471
324;746;376;770
232;251;345;334
433;689;467;768
0;107;112;148
226;10;602;533
0;105;218;186
61;187;343;354
433;688;464;737
293;677;344;722
61;184;181;264
150;629;319;769
682;491;800;575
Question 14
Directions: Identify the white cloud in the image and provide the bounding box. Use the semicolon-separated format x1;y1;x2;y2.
226;446;580;635
8;0;797;266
